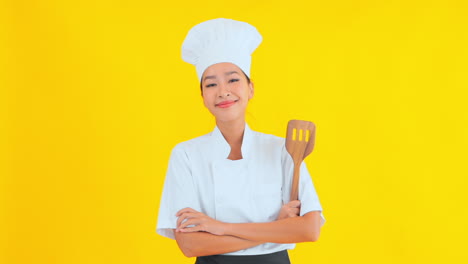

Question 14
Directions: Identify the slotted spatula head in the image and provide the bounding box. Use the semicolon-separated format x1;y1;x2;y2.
286;120;316;201
285;120;316;164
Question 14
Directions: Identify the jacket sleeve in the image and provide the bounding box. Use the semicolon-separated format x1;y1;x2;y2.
156;144;201;239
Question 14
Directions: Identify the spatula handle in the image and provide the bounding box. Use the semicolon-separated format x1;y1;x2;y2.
290;162;301;201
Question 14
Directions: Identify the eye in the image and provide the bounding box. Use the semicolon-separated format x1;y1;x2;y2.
229;79;240;83
205;83;217;88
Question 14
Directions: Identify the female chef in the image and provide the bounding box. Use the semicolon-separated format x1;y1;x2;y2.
156;18;325;264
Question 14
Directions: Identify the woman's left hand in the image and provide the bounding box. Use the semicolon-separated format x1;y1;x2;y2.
277;200;301;220
176;207;226;235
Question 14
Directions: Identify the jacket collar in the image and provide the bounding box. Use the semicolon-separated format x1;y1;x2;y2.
210;123;254;160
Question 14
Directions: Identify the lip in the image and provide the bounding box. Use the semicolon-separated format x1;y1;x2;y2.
215;100;238;108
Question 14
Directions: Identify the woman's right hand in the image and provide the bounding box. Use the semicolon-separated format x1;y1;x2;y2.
276;200;301;220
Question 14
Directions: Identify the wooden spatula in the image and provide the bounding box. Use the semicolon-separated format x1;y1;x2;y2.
286;120;316;201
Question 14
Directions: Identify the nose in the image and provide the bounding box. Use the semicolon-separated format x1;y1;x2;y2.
217;83;231;98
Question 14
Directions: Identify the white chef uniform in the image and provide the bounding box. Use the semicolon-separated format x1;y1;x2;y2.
156;123;325;256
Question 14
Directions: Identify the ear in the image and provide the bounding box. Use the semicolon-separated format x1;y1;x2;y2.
248;81;254;100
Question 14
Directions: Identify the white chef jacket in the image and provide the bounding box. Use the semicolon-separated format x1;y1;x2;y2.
156;123;325;255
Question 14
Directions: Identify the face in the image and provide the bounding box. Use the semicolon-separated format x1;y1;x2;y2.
201;62;254;123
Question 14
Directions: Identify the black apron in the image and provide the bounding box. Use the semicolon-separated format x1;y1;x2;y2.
195;250;291;264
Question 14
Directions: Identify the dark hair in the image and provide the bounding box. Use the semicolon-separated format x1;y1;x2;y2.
199;70;251;94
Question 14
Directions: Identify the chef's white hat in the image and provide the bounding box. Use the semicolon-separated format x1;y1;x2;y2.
182;18;263;81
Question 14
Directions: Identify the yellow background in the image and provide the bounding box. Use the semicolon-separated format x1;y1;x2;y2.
2;0;467;263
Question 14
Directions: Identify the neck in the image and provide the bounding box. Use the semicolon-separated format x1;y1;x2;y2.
216;119;246;147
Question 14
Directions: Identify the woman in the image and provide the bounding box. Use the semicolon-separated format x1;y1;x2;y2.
157;18;325;264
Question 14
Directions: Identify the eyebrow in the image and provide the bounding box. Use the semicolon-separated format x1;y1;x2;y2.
203;71;240;81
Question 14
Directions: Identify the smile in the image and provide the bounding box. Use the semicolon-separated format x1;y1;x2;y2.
215;100;238;108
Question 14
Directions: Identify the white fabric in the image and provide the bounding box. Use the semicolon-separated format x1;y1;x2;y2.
181;18;262;81
156;124;325;255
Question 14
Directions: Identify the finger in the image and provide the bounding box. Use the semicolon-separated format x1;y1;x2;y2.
286;207;300;217
288;200;301;208
178;218;200;230
176;215;185;228
179;225;203;233
288;212;299;217
176;212;197;227
176;207;197;217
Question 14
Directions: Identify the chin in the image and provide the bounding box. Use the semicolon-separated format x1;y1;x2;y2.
207;108;246;123
215;114;245;123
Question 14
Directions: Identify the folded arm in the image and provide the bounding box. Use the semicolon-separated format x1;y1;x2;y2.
174;230;264;258
175;201;321;257
223;211;321;243
178;209;321;244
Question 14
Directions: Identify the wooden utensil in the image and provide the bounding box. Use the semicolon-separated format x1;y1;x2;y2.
286;120;316;201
